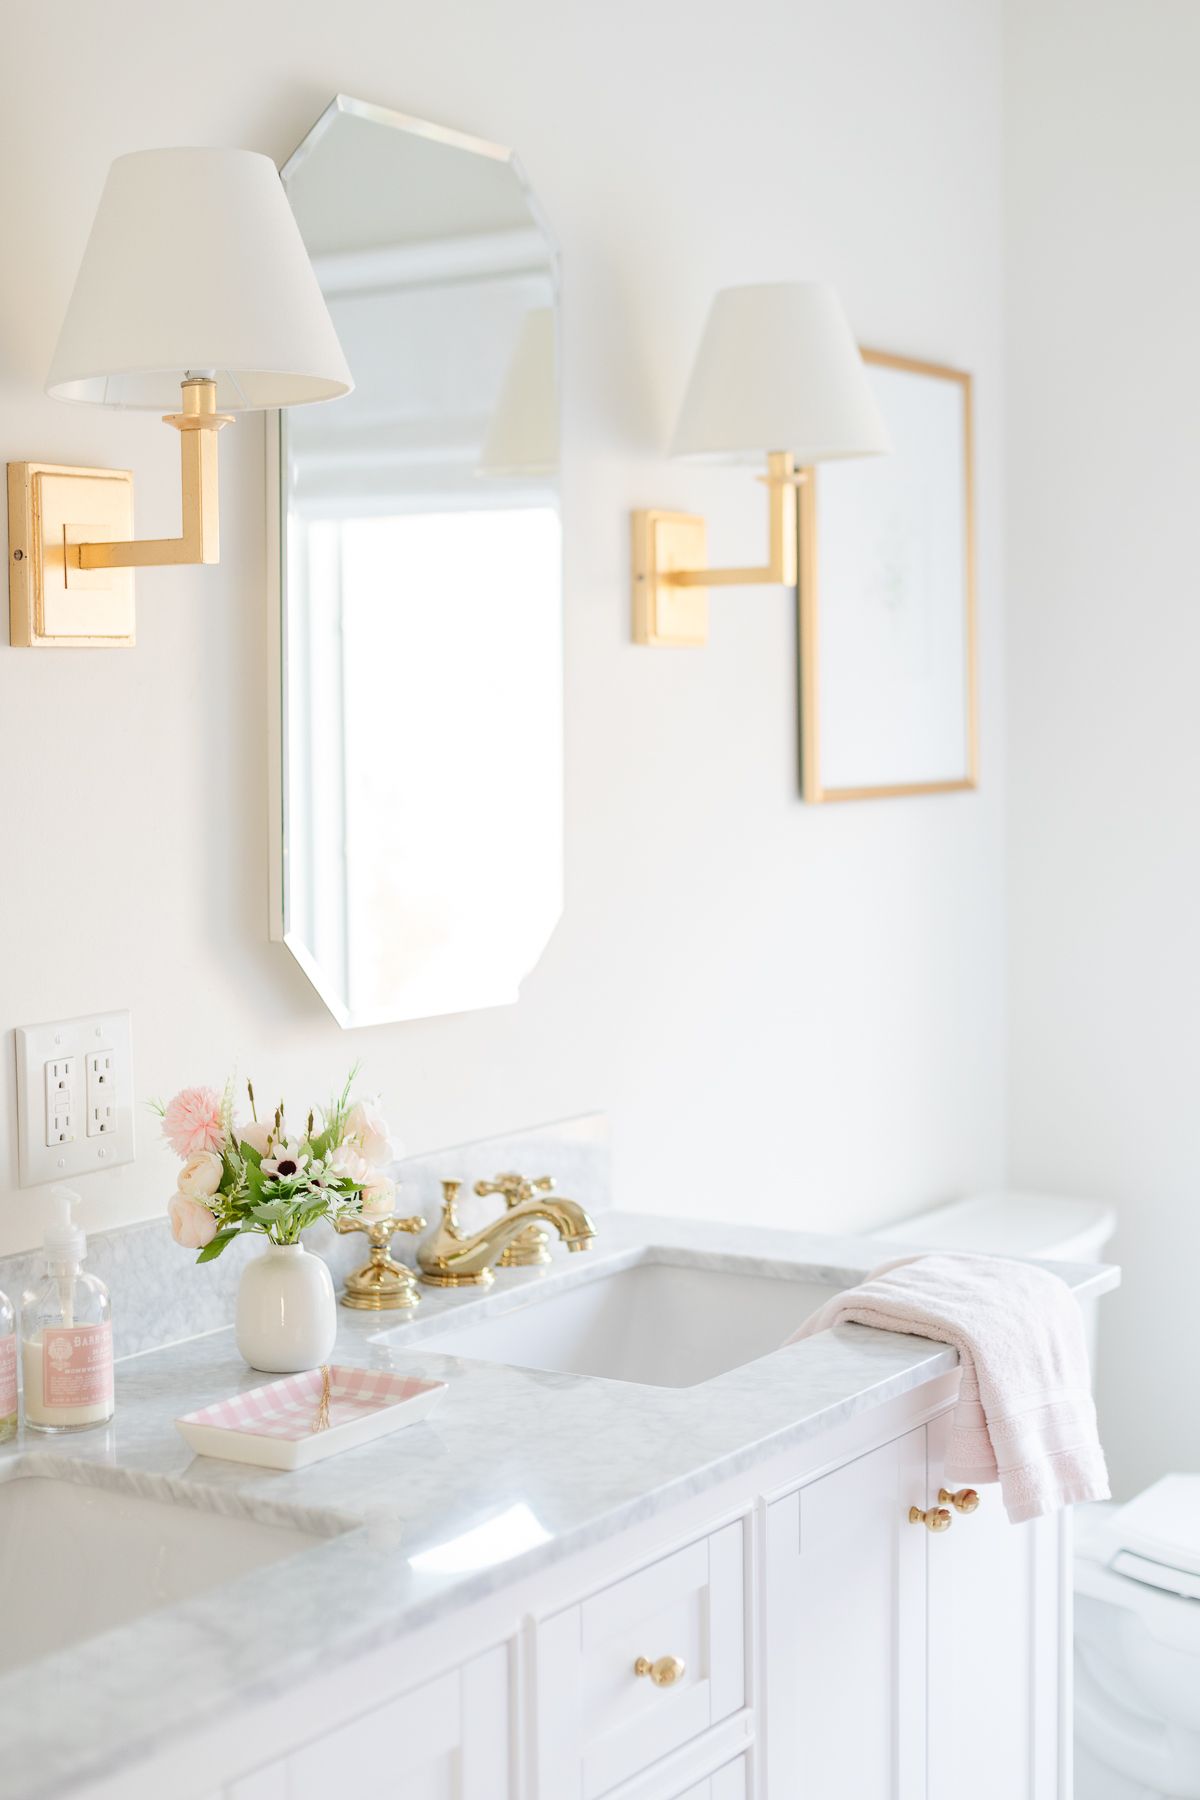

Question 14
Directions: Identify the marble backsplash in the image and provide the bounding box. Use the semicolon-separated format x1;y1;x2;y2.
0;1113;610;1358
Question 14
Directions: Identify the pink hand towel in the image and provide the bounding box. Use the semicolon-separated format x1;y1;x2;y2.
788;1253;1110;1523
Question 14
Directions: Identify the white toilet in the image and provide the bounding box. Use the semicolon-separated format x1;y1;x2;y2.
881;1193;1200;1798
1074;1478;1200;1800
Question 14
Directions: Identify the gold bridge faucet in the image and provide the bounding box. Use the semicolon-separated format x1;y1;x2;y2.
475;1172;557;1268
416;1177;596;1288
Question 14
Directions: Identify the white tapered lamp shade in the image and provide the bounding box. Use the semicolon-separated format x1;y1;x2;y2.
46;148;352;410
670;281;889;464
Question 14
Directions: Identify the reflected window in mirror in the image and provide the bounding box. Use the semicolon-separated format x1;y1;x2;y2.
275;98;562;1027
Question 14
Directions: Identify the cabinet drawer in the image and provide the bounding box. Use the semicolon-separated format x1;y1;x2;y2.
536;1520;746;1800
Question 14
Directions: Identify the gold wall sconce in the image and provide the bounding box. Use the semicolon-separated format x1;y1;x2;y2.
8;147;351;648
631;282;890;647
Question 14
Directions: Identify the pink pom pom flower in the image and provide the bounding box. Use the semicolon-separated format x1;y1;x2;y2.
162;1086;226;1159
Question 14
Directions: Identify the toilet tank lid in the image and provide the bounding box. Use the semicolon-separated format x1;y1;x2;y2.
1105;1476;1200;1580
878;1191;1118;1260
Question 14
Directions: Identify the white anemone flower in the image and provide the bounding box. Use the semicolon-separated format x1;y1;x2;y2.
260;1146;310;1180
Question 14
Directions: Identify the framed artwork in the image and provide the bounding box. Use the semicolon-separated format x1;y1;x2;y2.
798;349;977;802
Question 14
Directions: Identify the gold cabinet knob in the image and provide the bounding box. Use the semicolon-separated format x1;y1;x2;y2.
909;1505;953;1533
634;1654;685;1687
939;1486;980;1514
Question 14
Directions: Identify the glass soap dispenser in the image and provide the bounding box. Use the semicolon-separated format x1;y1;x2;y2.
0;1280;15;1442
21;1187;114;1433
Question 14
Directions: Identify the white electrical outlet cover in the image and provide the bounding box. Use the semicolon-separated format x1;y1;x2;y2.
15;1012;135;1186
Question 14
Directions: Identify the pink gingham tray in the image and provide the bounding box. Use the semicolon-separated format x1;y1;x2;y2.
175;1365;447;1471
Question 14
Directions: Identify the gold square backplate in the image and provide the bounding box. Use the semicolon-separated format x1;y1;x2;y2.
631;510;709;647
8;462;135;648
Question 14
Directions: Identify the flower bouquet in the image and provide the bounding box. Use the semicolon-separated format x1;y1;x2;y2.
158;1070;402;1371
161;1069;397;1263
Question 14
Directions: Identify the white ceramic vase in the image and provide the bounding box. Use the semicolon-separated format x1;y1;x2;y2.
235;1243;337;1373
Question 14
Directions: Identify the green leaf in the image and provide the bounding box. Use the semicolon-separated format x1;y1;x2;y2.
240;1141;262;1168
195;1228;240;1265
250;1201;290;1223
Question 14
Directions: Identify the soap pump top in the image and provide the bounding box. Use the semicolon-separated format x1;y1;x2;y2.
44;1185;87;1267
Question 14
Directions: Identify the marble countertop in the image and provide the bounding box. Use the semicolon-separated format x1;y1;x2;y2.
0;1212;1118;1800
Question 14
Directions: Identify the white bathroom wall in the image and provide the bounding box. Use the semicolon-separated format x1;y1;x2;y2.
1005;0;1200;1494
0;0;1005;1255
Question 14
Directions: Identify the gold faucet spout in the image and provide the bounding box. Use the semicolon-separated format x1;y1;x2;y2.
416;1180;597;1287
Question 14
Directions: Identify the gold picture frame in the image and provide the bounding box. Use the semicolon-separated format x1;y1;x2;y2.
798;349;978;802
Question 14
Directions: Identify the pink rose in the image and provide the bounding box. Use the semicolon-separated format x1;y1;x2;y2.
163;1087;225;1158
178;1150;223;1198
343;1099;394;1168
360;1174;396;1218
237;1120;272;1157
169;1192;219;1250
327;1143;371;1185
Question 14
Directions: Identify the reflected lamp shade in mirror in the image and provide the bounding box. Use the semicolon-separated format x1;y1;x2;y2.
478;307;559;478
45;148;353;410
669;281;890;465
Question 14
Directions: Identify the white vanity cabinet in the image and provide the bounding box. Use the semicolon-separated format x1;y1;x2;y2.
169;1387;1072;1800
763;1417;1067;1800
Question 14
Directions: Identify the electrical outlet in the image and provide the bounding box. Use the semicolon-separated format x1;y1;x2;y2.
44;1057;78;1147
86;1048;117;1137
15;1012;135;1186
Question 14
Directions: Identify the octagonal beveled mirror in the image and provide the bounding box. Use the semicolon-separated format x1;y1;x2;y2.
269;96;562;1026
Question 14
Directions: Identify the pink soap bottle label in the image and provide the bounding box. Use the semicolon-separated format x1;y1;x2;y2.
42;1323;113;1408
0;1336;15;1416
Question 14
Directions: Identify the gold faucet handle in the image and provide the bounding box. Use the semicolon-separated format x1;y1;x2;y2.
474;1172;555;1209
335;1205;424;1314
439;1178;466;1237
334;1208;427;1247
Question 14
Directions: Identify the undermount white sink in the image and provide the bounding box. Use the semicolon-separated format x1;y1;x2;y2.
409;1259;837;1388
0;1476;324;1675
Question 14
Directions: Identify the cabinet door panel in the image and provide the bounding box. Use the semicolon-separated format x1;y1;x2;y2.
675;1753;749;1799
460;1643;513;1800
287;1670;458;1799
765;1426;927;1799
926;1413;1065;1800
286;1643;510;1800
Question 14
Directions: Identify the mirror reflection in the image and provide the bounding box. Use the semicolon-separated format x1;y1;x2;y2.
278;97;562;1026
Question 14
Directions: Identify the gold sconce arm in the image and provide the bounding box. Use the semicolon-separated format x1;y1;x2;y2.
8;377;236;649
667;452;801;589
631;451;805;647
74;378;233;572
